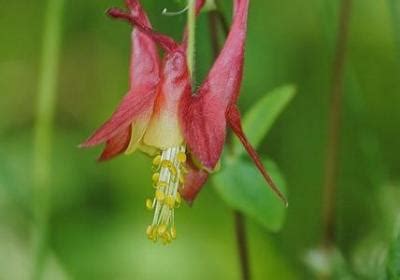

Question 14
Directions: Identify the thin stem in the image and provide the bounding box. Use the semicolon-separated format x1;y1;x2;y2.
187;0;196;79
234;211;251;280
214;0;229;36
207;0;229;59
321;0;352;250
32;0;65;278
208;10;221;58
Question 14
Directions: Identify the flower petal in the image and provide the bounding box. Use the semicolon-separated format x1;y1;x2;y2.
81;3;160;148
180;0;249;170
107;6;178;53
180;159;209;204
125;111;153;154
143;51;191;149
180;93;227;171
98;126;132;161
226;105;288;206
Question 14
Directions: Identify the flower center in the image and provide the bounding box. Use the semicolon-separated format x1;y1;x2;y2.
145;146;187;244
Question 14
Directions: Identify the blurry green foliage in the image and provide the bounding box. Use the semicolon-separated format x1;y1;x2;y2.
214;85;295;232
214;158;287;232
232;85;296;156
386;233;400;280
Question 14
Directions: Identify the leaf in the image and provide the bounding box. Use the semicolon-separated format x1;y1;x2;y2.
212;157;287;232
233;84;296;156
386;233;400;280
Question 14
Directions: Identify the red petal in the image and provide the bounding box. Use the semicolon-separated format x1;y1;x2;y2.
226;105;288;206
180;0;249;170
196;0;248;105
98;126;132;161
195;0;206;13
81;4;160;148
107;6;178;53
143;49;192;148
180;159;209;204
180;93;227;170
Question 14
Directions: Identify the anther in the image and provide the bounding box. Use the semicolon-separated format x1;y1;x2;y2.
157;224;167;236
146;199;154;210
178;152;187;163
170;227;177;240
152;172;160;182
156;181;168;188
155;190;165;202
176;193;182;205
165;196;175;209
152;155;162;166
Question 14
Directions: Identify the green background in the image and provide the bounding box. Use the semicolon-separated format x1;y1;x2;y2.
0;0;399;279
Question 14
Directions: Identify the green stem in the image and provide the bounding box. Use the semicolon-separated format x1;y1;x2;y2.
234;211;251;280
32;0;65;278
187;0;196;79
321;2;352;276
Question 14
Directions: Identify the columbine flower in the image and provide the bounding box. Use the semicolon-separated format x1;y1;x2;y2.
81;0;287;244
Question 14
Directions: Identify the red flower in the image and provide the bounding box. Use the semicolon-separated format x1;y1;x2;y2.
81;0;286;243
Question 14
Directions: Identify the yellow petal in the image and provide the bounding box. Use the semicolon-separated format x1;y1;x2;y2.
125;112;152;155
143;112;183;149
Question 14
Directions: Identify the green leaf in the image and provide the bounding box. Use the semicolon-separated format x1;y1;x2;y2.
212;157;287;232
233;84;296;156
386;233;400;280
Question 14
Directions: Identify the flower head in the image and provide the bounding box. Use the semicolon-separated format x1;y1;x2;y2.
81;0;287;244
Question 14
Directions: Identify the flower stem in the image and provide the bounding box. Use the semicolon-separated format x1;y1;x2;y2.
234;211;251;280
321;0;352;251
187;0;196;79
32;0;64;278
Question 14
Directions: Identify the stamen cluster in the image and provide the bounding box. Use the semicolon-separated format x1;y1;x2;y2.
146;146;187;244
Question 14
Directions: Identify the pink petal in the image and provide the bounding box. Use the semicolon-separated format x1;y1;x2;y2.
98;126;132;161
180;93;227;170
81;2;160;148
180;159;209;204
107;6;178;53
143;49;191;148
180;0;249;170
226;105;288;206
108;2;196;150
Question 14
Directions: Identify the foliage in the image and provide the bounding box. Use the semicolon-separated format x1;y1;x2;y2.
214;85;295;232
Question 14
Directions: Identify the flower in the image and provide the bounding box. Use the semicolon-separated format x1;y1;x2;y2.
81;0;287;244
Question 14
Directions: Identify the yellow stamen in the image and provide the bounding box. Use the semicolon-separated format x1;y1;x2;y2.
165;195;175;209
170;226;177;239
146;198;154;210
152;172;160;182
155;190;165;201
145;146;186;244
152;155;162;166
178;152;187;163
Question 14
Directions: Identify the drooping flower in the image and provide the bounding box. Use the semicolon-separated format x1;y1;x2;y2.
81;0;287;244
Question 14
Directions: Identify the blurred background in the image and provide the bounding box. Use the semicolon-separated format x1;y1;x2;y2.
1;0;399;279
